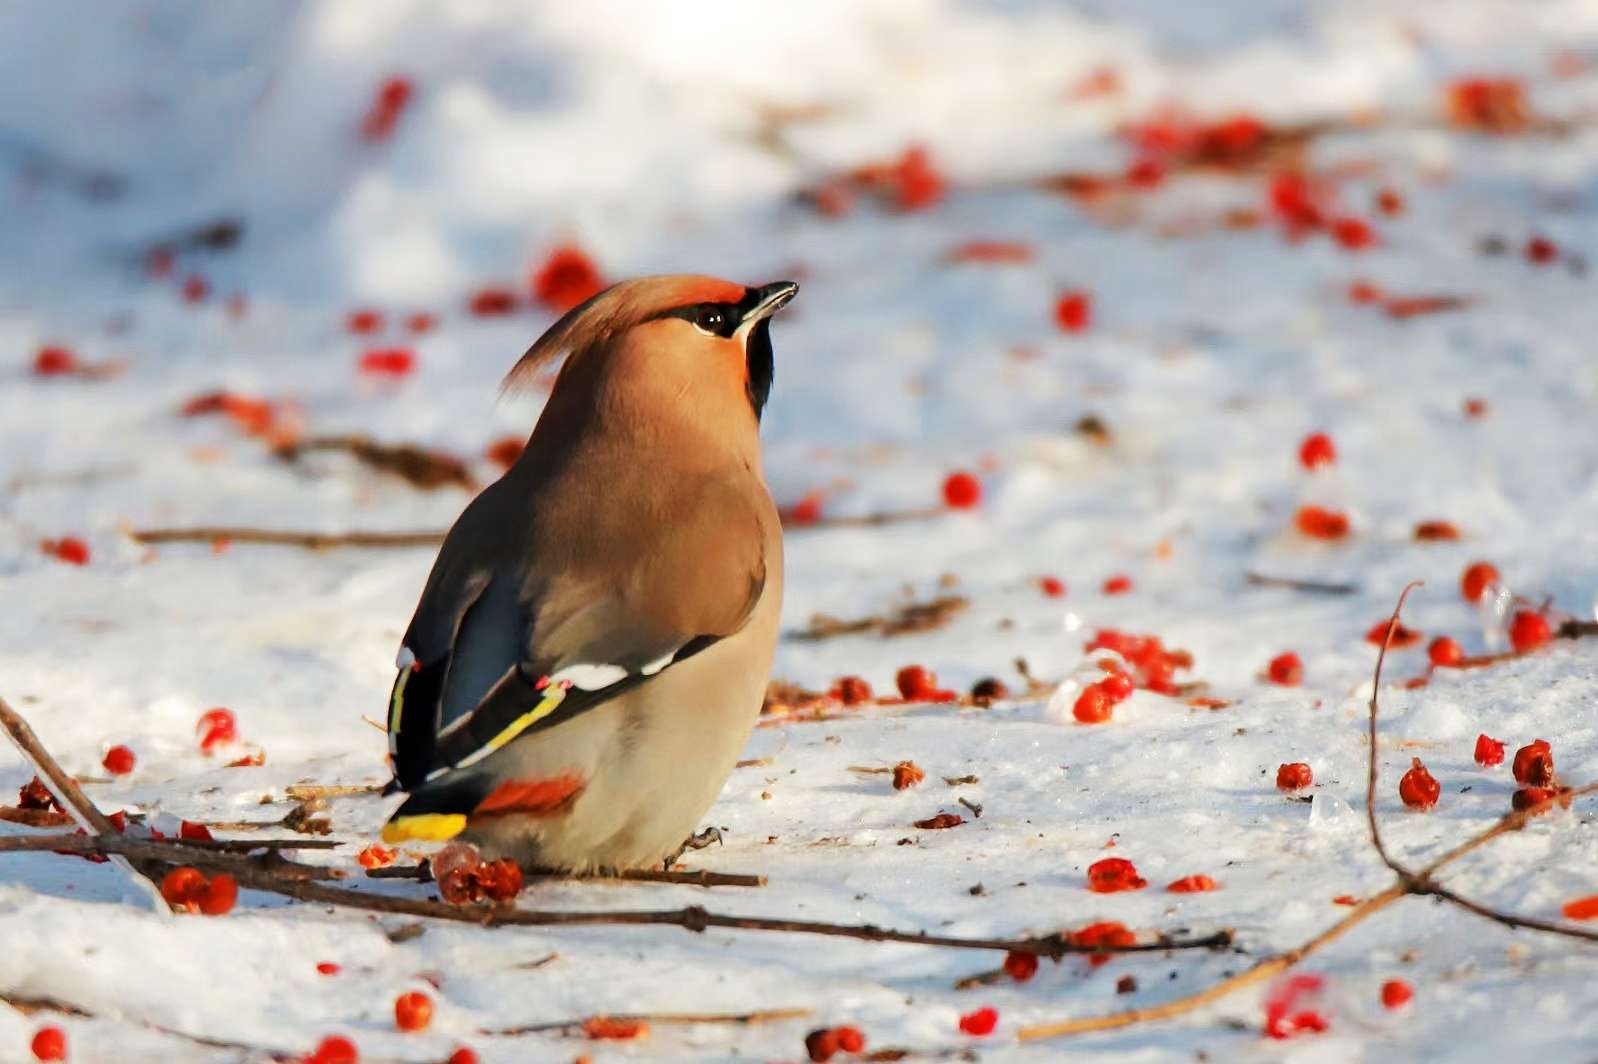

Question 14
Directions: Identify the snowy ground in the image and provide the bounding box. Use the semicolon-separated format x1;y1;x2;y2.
5;1;1598;1060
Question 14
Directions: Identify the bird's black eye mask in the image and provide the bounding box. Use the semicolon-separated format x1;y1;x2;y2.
649;289;774;418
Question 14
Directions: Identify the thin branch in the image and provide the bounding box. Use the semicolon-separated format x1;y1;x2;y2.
0;834;339;855
1364;580;1425;873
781;506;944;531
128;526;445;550
283;784;382;801
485;1007;811;1036
366;863;767;888
274;434;477;492
1244;572;1359;595
0;833;343;881
0;698;117;836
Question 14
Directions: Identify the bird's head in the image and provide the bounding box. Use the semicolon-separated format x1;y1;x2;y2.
505;275;799;428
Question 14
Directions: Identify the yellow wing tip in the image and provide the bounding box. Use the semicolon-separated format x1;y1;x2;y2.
381;813;467;843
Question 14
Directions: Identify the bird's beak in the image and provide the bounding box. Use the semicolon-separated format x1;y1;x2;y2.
738;281;799;330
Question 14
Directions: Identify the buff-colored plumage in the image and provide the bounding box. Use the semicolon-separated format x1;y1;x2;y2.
381;275;796;872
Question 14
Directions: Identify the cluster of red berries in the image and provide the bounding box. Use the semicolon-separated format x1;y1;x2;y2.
431;844;524;905
804;1024;866;1061
1071;920;1136;968
1072;670;1134;724
159;866;238;915
1122;110;1272;172
1264;973;1330;1039
1082;629;1193;695
1268;172;1377;250
356;844;396;870
828;144;946;214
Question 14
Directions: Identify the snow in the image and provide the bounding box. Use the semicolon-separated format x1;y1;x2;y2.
4;1;1598;1060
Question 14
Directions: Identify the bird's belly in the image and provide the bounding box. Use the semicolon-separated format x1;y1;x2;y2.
461;627;771;872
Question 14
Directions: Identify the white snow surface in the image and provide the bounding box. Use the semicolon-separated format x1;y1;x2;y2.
4;1;1598;1061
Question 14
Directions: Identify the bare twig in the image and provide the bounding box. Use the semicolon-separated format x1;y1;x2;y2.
0;834;339;855
781;507;943;531
1244;572;1359;595
366;864;766;889
274;435;476;492
790;594;968;641
0;833;343;881
0;806;74;828
282;784;383;801
0;698;118;836
485;1006;811;1036
128;526;445;550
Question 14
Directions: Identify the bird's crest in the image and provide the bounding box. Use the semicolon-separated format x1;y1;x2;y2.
501;275;748;393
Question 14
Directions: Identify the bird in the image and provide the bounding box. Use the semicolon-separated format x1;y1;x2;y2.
379;274;797;874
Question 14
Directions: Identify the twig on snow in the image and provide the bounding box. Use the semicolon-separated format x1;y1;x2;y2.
1244;572;1359;595
128;526;446;550
484;1006;812;1036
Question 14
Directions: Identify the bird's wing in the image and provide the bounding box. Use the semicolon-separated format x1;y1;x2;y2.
383;474;768;838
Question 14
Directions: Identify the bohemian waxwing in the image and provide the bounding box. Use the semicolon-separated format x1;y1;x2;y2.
380;275;797;872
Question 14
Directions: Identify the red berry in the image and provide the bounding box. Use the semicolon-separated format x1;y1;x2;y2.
468;287;518;316
199;873;238;916
1508;610;1552;653
48;537;91;566
346;309;383;334
1054;291;1092;333
890;145;944;210
33;345;78;377
30;1027;66;1061
102;744;136;776
1070;920;1135;968
1380;979;1413;1009
1166;874;1217;893
197;708;238;753
1126;158;1165;188
1101;573;1133;595
358;348;415;377
160;866;208;912
531;244;605;314
309;1034;358;1064
942;471;982;509
446;1050;478;1064
1526;235;1559;264
1375;187;1405;216
1331;216;1377;250
958;1007;999;1036
834;676;874;705
1072;684;1113;724
1414;520;1460;541
1266;652;1304;686
357;844;396;869
1474;734;1505;767
1365;619;1424;649
1428;636;1464;668
804;1028;841;1062
1512;739;1554;785
316;961;341;975
835;1026;866;1053
1099;672;1134;703
896;665;937;700
1399;757;1440;810
1298;432;1336;470
1039;575;1066;598
1294;505;1351;540
361;76;413;142
1460;561;1501;602
1086;857;1147;893
785;491;823;525
892;761;925;790
1276;762;1313;791
1004;950;1039;981
394;991;433;1032
406;312;437;333
1348;279;1384;304
181;275;209;302
1463;397;1489;419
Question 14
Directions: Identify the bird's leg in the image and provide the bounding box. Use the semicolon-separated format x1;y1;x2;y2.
662;825;724;869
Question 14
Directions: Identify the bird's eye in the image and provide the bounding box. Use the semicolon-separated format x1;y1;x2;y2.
695;306;726;333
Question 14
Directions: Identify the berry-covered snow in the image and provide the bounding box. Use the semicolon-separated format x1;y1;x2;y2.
4;2;1598;1061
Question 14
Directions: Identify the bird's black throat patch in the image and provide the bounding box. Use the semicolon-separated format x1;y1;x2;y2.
746;317;774;419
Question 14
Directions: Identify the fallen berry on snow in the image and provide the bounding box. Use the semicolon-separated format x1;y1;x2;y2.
1054;290;1092;333
1381;979;1414;1009
361;75;413;142
1460;561;1500;603
1039;575;1066;597
1167;874;1218;893
316;962;341;976
160;866;208;911
804;1028;840;1062
42;537;90;566
406;312;437;333
531;245;605;314
1072;684;1113;724
1428;636;1465;668
357;844;396;869
196;708;238;753
18;777;58;811
1463;397;1489;419
394;991;433;1033
1474;734;1506;766
896;665;938;700
834;1025;865;1053
1526;235;1559;265
1298;432;1336;470
1266;652;1304;686
1414;520;1461;541
1264;973;1330;1040
33;345;78;377
892;760;925;790
1004;951;1039;981
1512;739;1554;786
1508;610;1552;653
346;309;383;334
1294;505;1350;540
1375;187;1405;216
181;275;209;303
1087;857;1147;893
198;873;238;916
1276;763;1313;791
445;1050;477;1064
1071;920;1135;967
958;1007;999;1037
358;348;415;377
30;1027;66;1062
1399;758;1441;810
833;676;873;705
468;286;518;316
1101;573;1133;595
1561;895;1598;921
1366;619;1424;649
1511;786;1566;813
784;490;824;525
942;471;982;509
102;744;136;776
307;1034;359;1064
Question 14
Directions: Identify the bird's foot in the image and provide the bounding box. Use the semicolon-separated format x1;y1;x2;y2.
662;826;724;869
